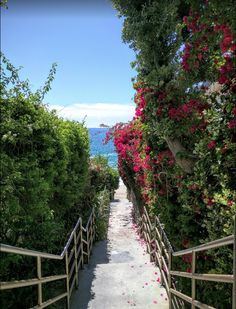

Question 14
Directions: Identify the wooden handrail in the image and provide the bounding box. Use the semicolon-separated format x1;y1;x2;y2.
170;271;234;283
0;244;62;260
138;207;235;309
0;208;96;309
172;235;234;256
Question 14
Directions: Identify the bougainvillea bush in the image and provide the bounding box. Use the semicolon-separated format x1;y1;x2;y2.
111;0;236;307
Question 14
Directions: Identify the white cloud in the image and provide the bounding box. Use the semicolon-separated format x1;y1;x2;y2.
48;103;135;128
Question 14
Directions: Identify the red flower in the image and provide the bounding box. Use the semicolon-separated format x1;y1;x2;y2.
182;104;190;113
168;159;175;166
202;47;209;52
198;53;203;60
190;126;197;133
183;16;188;24
207;198;215;208
218;75;228;84
144;146;151;154
168;107;178;119
133;165;140;173
227;200;234;206
207;140;216;150
223;35;234;46
228;120;236;129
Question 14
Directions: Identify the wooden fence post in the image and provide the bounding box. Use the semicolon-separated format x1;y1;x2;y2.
191;251;196;309
37;256;42;306
87;223;90;262
65;251;70;309
81;219;84;268
73;231;79;288
168;251;172;309
160;230;163;286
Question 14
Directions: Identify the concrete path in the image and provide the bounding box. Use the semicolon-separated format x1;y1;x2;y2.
71;182;169;309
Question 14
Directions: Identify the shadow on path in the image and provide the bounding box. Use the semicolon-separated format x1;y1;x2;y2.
70;240;110;309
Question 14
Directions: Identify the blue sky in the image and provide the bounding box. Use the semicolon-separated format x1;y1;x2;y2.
1;0;136;127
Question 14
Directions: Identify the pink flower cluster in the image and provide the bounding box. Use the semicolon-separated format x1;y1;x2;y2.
228;107;236;129
183;12;204;34
134;87;153;122
214;24;236;54
207;140;216;150
110;117;177;205
182;11;236;85
182;43;193;72
168;99;207;120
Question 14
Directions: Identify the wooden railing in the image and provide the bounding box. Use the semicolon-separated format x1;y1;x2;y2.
138;207;184;309
0;208;96;309
138;207;236;309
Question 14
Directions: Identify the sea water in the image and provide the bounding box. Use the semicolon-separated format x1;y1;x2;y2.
89;128;118;168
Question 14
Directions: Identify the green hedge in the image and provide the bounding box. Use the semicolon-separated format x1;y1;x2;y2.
0;90;89;254
0;55;118;308
89;156;119;239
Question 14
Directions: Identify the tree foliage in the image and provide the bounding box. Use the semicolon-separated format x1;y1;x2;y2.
0;54;119;308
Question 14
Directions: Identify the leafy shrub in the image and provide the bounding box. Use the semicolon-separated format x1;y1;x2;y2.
90;155;119;196
89;155;119;239
0;55;119;307
0;55;90;308
95;189;111;240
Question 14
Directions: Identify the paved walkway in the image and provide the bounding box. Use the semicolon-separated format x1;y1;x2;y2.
71;182;169;309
